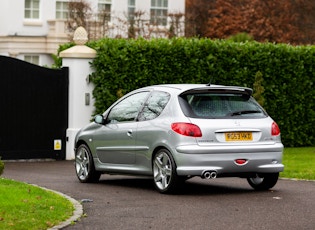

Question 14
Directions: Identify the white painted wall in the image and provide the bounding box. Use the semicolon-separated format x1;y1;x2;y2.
0;0;54;36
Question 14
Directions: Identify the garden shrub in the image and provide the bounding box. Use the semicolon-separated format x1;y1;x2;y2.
253;71;265;107
0;157;4;176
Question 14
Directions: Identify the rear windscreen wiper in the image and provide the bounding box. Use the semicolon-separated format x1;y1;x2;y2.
229;110;261;116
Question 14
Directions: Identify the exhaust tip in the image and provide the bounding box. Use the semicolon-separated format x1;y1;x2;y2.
210;171;217;179
202;170;217;179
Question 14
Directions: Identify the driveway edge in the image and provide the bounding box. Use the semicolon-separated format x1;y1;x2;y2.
31;184;83;230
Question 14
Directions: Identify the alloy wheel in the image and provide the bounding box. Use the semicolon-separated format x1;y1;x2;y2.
153;150;173;191
75;146;90;181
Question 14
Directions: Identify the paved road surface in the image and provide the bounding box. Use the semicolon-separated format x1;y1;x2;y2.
2;160;315;230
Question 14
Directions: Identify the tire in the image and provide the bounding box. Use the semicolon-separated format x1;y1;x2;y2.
153;148;181;194
247;173;279;191
75;144;101;183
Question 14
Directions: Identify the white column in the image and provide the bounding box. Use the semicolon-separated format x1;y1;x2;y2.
60;27;96;160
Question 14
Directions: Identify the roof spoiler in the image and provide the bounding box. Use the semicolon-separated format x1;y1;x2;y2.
182;85;253;96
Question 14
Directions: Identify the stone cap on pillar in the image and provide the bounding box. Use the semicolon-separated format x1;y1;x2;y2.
60;26;96;58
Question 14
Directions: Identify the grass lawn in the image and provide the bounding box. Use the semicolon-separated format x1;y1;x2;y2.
0;178;74;230
280;147;315;180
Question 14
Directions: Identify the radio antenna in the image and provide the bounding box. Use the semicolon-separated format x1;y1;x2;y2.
207;76;214;86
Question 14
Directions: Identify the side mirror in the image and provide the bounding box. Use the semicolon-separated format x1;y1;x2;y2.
94;115;104;124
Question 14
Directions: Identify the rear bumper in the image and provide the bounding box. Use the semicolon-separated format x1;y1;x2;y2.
174;143;284;176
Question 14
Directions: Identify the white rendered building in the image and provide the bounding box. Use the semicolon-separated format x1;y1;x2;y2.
0;0;185;66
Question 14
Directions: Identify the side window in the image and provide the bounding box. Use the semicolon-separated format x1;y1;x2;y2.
150;0;168;26
138;91;170;121
98;0;111;22
25;0;40;19
24;55;39;65
56;1;69;19
107;92;149;123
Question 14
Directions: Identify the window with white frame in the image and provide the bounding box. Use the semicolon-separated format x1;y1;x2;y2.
98;0;111;22
24;55;40;65
24;0;40;19
56;1;69;19
128;0;136;21
150;0;168;26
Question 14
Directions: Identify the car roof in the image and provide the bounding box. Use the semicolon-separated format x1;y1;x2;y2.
140;84;253;95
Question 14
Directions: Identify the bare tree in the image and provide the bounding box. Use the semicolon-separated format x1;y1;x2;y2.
185;0;214;37
168;12;185;38
66;0;185;40
67;0;92;34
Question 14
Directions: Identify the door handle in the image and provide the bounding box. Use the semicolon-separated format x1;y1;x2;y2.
127;129;133;137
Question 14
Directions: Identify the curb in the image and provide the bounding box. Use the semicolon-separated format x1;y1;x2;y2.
280;177;315;182
31;184;83;230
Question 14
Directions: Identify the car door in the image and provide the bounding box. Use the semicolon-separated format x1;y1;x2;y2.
135;91;171;170
93;91;150;165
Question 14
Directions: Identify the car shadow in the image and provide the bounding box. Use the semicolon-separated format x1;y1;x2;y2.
181;179;255;196
97;175;265;196
98;175;154;191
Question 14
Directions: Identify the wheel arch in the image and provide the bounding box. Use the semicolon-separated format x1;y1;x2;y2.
151;145;177;168
75;139;88;149
75;139;97;160
75;139;94;153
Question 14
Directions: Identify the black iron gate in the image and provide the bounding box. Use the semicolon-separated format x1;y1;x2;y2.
0;56;68;160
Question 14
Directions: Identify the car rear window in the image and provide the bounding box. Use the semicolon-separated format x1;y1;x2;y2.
179;93;267;119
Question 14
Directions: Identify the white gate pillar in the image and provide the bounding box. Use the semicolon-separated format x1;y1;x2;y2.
60;27;96;160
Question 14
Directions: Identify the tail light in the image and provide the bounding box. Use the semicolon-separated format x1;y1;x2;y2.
171;122;202;137
271;122;280;136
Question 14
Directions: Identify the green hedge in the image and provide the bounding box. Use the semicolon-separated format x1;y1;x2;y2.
0;157;4;176
81;38;314;147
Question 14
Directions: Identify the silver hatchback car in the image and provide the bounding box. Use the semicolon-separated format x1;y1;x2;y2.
74;84;284;193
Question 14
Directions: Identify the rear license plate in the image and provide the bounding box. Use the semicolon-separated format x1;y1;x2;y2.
225;132;253;141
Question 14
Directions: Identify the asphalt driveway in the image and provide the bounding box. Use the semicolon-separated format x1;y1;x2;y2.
2;160;315;230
